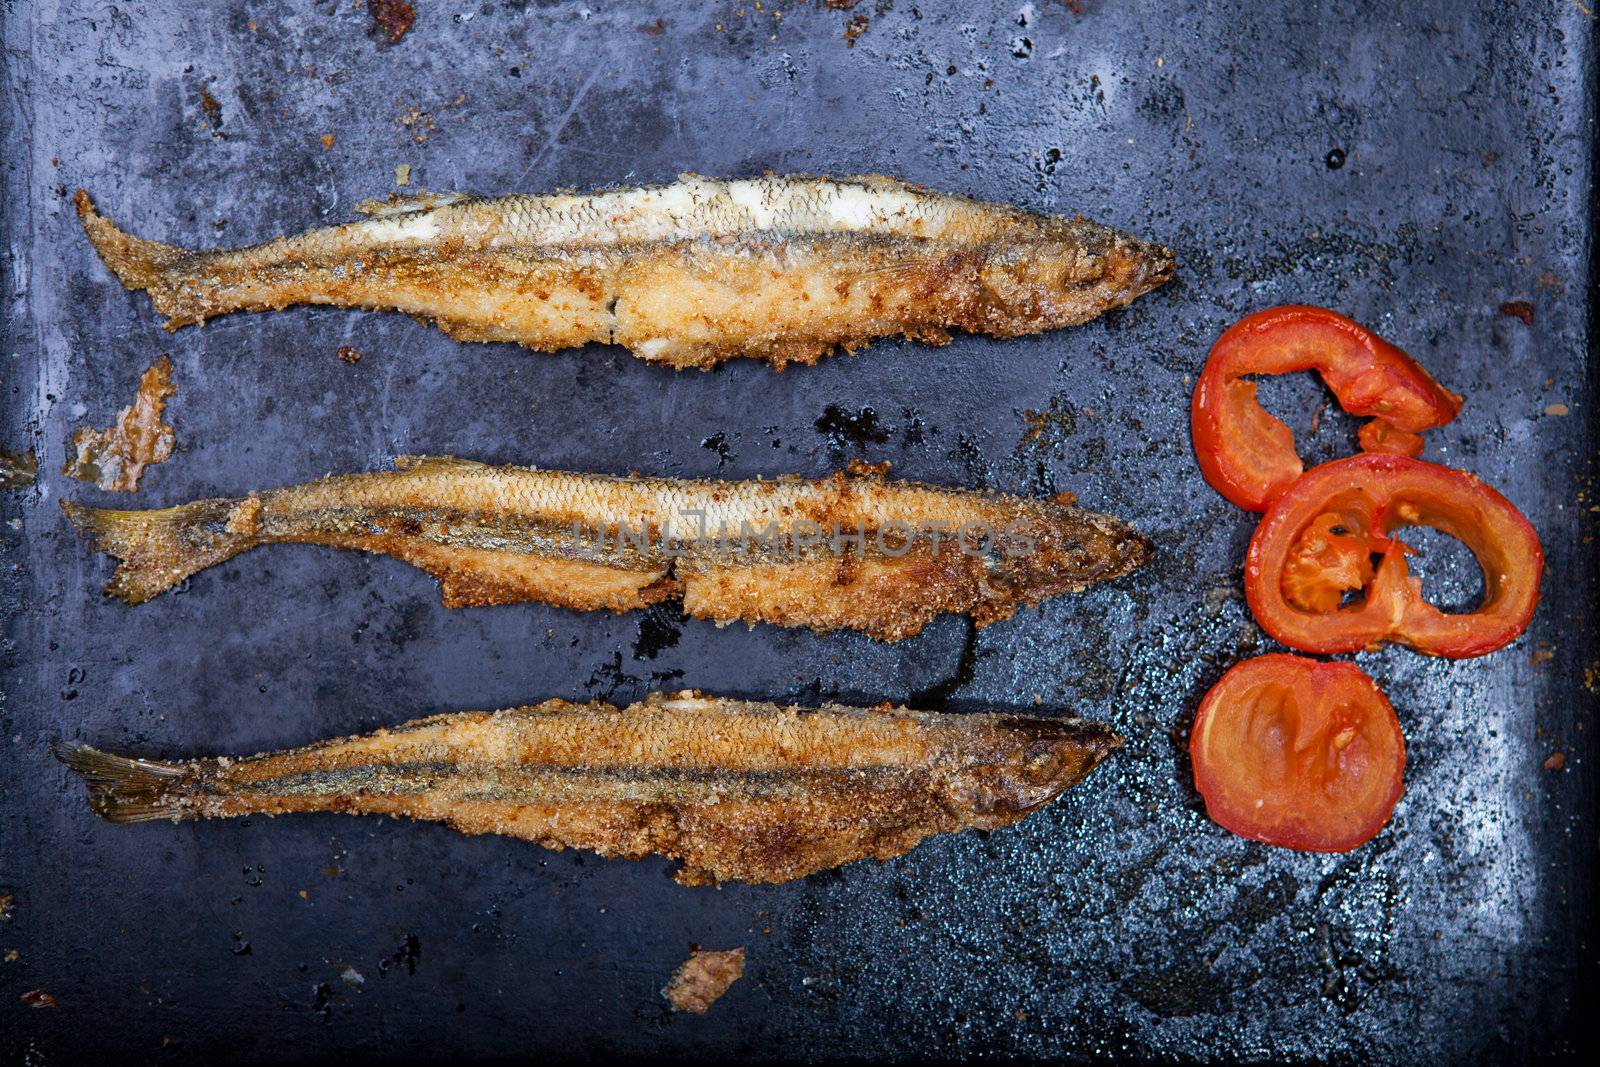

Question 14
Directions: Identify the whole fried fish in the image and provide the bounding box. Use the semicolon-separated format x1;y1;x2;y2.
55;690;1122;885
74;174;1174;369
62;456;1151;641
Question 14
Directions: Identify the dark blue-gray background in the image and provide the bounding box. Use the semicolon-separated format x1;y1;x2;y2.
1;1;1593;1061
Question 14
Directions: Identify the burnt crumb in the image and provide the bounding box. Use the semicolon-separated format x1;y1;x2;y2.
337;345;362;364
633;602;685;661
1;448;38;490
370;0;416;44
377;933;421;976
1325;147;1346;170
701;431;732;470
198;88;224;137
843;13;870;45
638;17;666;35
1543;752;1566;772
815;404;890;449
20;990;57;1009
585;649;638;703
1018;397;1078;454
0;894;13;922
825;0;861;8
1499;300;1535;325
902;409;926;446
230;931;252;956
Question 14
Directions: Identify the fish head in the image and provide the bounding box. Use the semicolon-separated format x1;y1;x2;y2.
942;717;1123;824
977;226;1176;330
979;502;1155;604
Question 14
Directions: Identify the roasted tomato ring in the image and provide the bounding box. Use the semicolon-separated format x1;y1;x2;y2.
1192;306;1463;511
1245;454;1543;658
1191;654;1405;852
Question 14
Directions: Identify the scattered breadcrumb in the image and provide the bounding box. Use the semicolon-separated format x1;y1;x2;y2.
1498;300;1535;325
20;990;56;1009
337;346;362;364
1543;752;1566;772
1544;403;1570;417
395;163;411;186
662;947;744;1014
3;950;17;963
198;88;224;137
370;0;416;44
321;134;336;150
62;355;177;492
843;13;870;45
397;103;438;144
1530;641;1555;665
845;457;891;477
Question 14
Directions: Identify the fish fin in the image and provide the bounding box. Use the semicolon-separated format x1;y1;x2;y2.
355;192;471;218
61;496;259;604
73;189;190;291
392;454;502;475
52;742;197;824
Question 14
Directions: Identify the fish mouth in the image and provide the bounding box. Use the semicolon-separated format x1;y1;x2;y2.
1110;235;1177;296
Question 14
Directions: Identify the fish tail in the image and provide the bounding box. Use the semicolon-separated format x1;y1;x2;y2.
74;189;192;295
61;496;260;604
52;742;199;824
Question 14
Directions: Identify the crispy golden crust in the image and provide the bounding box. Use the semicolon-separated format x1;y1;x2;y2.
75;177;1174;368
62;458;1153;640
61;355;177;492
663;948;745;1014
56;692;1122;884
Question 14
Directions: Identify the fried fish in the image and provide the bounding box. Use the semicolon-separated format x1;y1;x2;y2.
61;456;1152;641
74;174;1174;369
55;690;1122;885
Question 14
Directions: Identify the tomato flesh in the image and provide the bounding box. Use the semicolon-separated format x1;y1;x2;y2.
1246;454;1543;658
1191;306;1462;511
1356;418;1425;458
1190;654;1405;852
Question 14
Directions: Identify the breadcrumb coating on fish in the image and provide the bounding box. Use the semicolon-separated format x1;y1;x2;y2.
74;174;1174;368
55;691;1123;885
61;456;1153;640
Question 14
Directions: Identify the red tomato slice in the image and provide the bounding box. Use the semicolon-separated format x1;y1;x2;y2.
1245;454;1543;658
1191;306;1463;510
1190;654;1405;852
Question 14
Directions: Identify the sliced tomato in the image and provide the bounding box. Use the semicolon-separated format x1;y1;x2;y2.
1190;654;1405;852
1356;418;1425;458
1191;306;1463;510
1246;454;1543;658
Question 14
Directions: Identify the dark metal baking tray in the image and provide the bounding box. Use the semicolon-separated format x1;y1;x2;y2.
2;1;1593;1061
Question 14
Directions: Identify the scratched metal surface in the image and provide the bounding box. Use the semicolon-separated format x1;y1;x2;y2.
0;1;1594;1062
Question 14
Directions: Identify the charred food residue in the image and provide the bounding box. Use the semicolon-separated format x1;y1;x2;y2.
63;355;177;492
370;0;416;44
